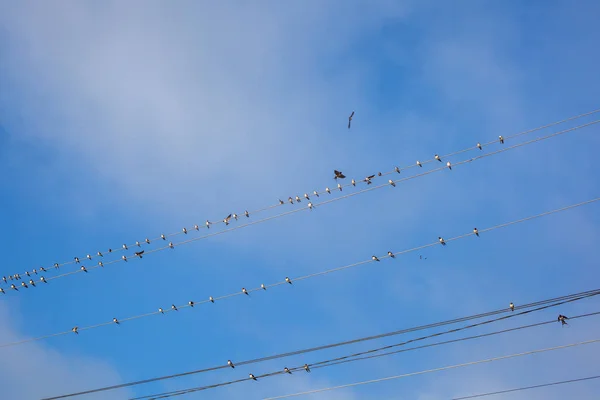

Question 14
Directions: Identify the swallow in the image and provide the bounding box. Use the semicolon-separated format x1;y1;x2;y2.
81;266;87;272
169;242;174;249
261;283;267;290
395;166;401;174
326;187;331;194
477;143;482;150
364;175;375;184
40;276;47;283
10;284;17;290
435;154;442;162
334;170;346;180
113;318;119;324
233;213;238;220
313;190;319;197
242;288;249;295
1;276;6;283
0;288;4;294
161;234;166;240
499;135;504;144
21;282;28;288
182;228;187;234
378;172;382;176
446;161;452;170
189;301;194;307
509;302;515;311
159;308;164;314
145;238;151;244
473;228;479;237
206;220;211;228
304;364;311;373
279;199;284;205
348;111;354;129
74;257;80;264
29;279;35;287
372;255;380;262
210;296;215;303
194;224;199;230
308;202;314;210
285;277;292;284
389;179;396;187
108;248;112;253
135;241;141;247
558;314;568;326
351;179;356;186
245;210;250;218
295;196;301;203
228;360;235;368
54;262;60;268
135;250;145;258
417;161;422;167
123;244;128;250
223;214;233;225
439;237;446;246
122;255;127;262
98;261;103;267
171;304;178;311
388;251;395;258
39;267;46;272
284;367;292;374
72;327;78;334
338;183;342;191
288;197;294;204
249;373;257;381
26;271;30;277
87;254;92;260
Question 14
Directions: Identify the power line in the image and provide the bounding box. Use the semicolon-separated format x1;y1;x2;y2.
262;338;600;400
452;374;600;399
41;289;600;399
129;299;600;399
3;196;598;349
5;118;599;292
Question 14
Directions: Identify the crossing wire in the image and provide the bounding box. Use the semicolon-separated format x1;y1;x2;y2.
4;118;600;291
41;289;600;399
3;197;599;349
128;298;600;399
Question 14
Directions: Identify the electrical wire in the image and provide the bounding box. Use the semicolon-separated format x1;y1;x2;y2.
4;117;600;291
451;374;600;399
262;338;600;399
41;289;600;399
3;197;599;349
129;299;600;399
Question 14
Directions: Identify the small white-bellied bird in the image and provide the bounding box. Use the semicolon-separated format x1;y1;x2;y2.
439;237;446;246
473;228;479;237
510;302;515;311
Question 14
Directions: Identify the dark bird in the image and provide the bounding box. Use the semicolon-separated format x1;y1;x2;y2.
189;301;194;307
334;170;346;180
558;314;569;326
224;214;232;225
72;327;78;334
304;364;311;373
135;250;145;258
473;228;479;237
279;199;284;205
245;210;250;218
348;111;355;129
395;166;401;174
0;288;4;294
364;175;375;184
419;255;427;260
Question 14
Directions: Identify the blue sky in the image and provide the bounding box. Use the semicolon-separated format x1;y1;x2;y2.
1;1;600;399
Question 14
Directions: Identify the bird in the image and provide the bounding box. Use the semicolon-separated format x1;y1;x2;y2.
245;210;249;218
388;251;395;258
0;288;4;294
473;228;479;237
26;271;30;277
135;250;145;258
395;166;401;174
81;266;87;273
351;179;356;186
378;172;382;176
160;234;166;240
279;199;284;205
477;142;482;150
40;276;47;283
558;314;569;326
285;277;292;284
435;154;442;162
86;254;92;260
72;327;78;334
295;196;301;203
439;237;446;246
206;220;211;228
313;190;319;197
326;187;331;194
416;160;422;167
169;242;174;249
338;183;342;191
29;279;35;287
389;179;396;187
74;257;80;264
499;135;504;144
509;302;515;311
348;111;354;129
284;367;292;374
249;373;257;381
158;308;164;314
123;244;128;250
194;224;199;230
228;360;235;368
189;301;194;307
304;364;311;372
446;161;452;170
242;288;249;295
145;238;151;244
136;241;141;246
39;267;46;272
21;282;28;289
113;318;119;324
308;202;314;210
122;255;127;262
108;248;113;253
372;255;380;262
209;296;215;303
261;284;267;290
288;197;294;204
233;213;238;220
223;214;232;225
171;304;178;311
1;276;6;283
182;228;187;234
98;261;104;267
334;170;346;180
364;175;375;184
10;284;17;291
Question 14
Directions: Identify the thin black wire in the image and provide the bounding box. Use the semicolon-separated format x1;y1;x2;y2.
6;109;599;285
130;295;600;399
42;288;600;400
452;374;600;399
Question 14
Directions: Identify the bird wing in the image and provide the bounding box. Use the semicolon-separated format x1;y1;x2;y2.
348;120;351;129
338;173;346;178
367;174;375;179
350;111;354;118
334;170;341;176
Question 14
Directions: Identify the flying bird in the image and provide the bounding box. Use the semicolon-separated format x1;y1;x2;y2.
348;111;354;129
135;250;145;258
223;214;232;225
558;314;569;326
364;175;375;184
334;170;346;180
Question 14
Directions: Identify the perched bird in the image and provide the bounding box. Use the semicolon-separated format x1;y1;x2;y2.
29;279;35;287
189;301;194;307
206;220;211;228
122;255;127;262
171;304;178;311
439;237;446;246
304;364;311;373
473;228;479;237
435;154;442;162
161;234;166;240
285;277;292;284
288;197;294;204
40;276;47;283
145;238;151;244
223;214;232;225
364;175;375;184
509;302;515;311
209;296;215;303
249;373;257;381
242;288;249;295
334;170;346;180
122;244;128;250
0;288;4;294
86;254;92;260
558;314;569;326
378;172;382;176
233;213;238;220
54;262;60;268
389;179;396;187
499;135;504;144
26;271;30;277
158;308;164;314
348;111;355;129
136;241;141;246
10;284;17;291
295;196;301;203
326;187;331;194
135;250;145;258
194;224;200;230
446;161;452;170
98;261;104;267
338;183;342;191
182;228;187;234
2;276;6;283
113;318;119;324
351;179;356;186
261;284;267;290
388;251;395;258
169;242;174;249
372;255;380;262
308;202;314;210
245;210;250;218
313;190;319;197
228;360;235;368
395;166;401;174
81;266;87;272
284;367;292;374
477;142;482;150
279;199;284;205
72;327;78;334
74;257;80;264
108;248;113;253
416;161;422;167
